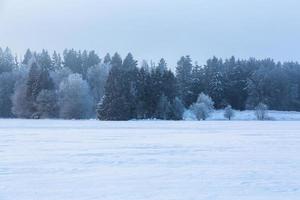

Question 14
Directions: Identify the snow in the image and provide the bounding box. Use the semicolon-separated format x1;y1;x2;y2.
184;109;300;121
1;119;300;200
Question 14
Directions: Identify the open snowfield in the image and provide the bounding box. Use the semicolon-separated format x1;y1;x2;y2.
191;110;300;121
1;120;300;200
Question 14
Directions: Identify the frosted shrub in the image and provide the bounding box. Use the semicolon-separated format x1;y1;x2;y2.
224;105;235;120
190;93;214;120
255;103;268;120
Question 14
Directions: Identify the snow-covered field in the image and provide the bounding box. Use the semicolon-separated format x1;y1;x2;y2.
199;110;300;121
1;120;300;200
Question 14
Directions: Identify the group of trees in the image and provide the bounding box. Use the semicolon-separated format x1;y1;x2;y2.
1;47;300;120
0;48;109;119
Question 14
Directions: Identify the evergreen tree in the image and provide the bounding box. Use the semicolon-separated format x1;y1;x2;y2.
205;57;225;108
176;56;193;106
136;65;152;119
155;94;172;120
170;97;185;120
223;57;249;110
190;63;205;104
0;72;17;117
25;59;55;118
12;68;31;118
63;49;83;75
22;49;33;65
103;53;111;64
36;50;53;71
36;89;58;118
0;47;15;73
52;51;62;70
157;58;167;73
87;63;109;115
97;53;130;120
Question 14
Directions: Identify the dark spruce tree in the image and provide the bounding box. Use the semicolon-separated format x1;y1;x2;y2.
52;51;62;71
103;53;112;64
136;63;152;119
204;57;225;109
190;63;205;104
97;53;139;120
22;49;33;65
63;49;83;75
176;56;193;106
26;59;55;118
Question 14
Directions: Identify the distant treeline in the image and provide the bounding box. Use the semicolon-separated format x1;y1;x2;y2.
0;47;300;120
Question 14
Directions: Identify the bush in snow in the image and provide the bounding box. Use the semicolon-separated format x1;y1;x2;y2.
190;93;214;120
190;103;210;120
255;103;268;120
58;74;93;119
224;105;235;120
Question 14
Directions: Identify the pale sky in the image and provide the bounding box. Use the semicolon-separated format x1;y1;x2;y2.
0;0;300;66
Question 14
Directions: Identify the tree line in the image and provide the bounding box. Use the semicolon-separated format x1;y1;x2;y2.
0;47;300;120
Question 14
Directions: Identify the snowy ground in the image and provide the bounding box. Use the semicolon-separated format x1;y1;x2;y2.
186;110;300;121
1;120;300;200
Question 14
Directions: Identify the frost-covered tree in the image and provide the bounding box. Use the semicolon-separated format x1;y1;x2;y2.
36;50;53;71
22;49;33;65
157;58;167;74
0;72;17;117
52;51;62;71
63;49;100;79
97;53;125;120
190;93;214;120
170;97;185;120
0;47;15;73
205;57;225;108
87;63;109;113
103;53;111;64
247;61;290;110
224;105;235;120
63;49;83;75
223;57;249;110
3;46;300;120
58;74;93;119
141;60;150;72
155;94;172;120
190;64;205;104
196;93;214;111
255;103;268;120
12;68;31;118
35;90;58;119
190;103;211;120
50;67;72;89
26;60;54;117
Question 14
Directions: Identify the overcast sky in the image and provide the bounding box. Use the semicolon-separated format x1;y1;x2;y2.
0;0;300;66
